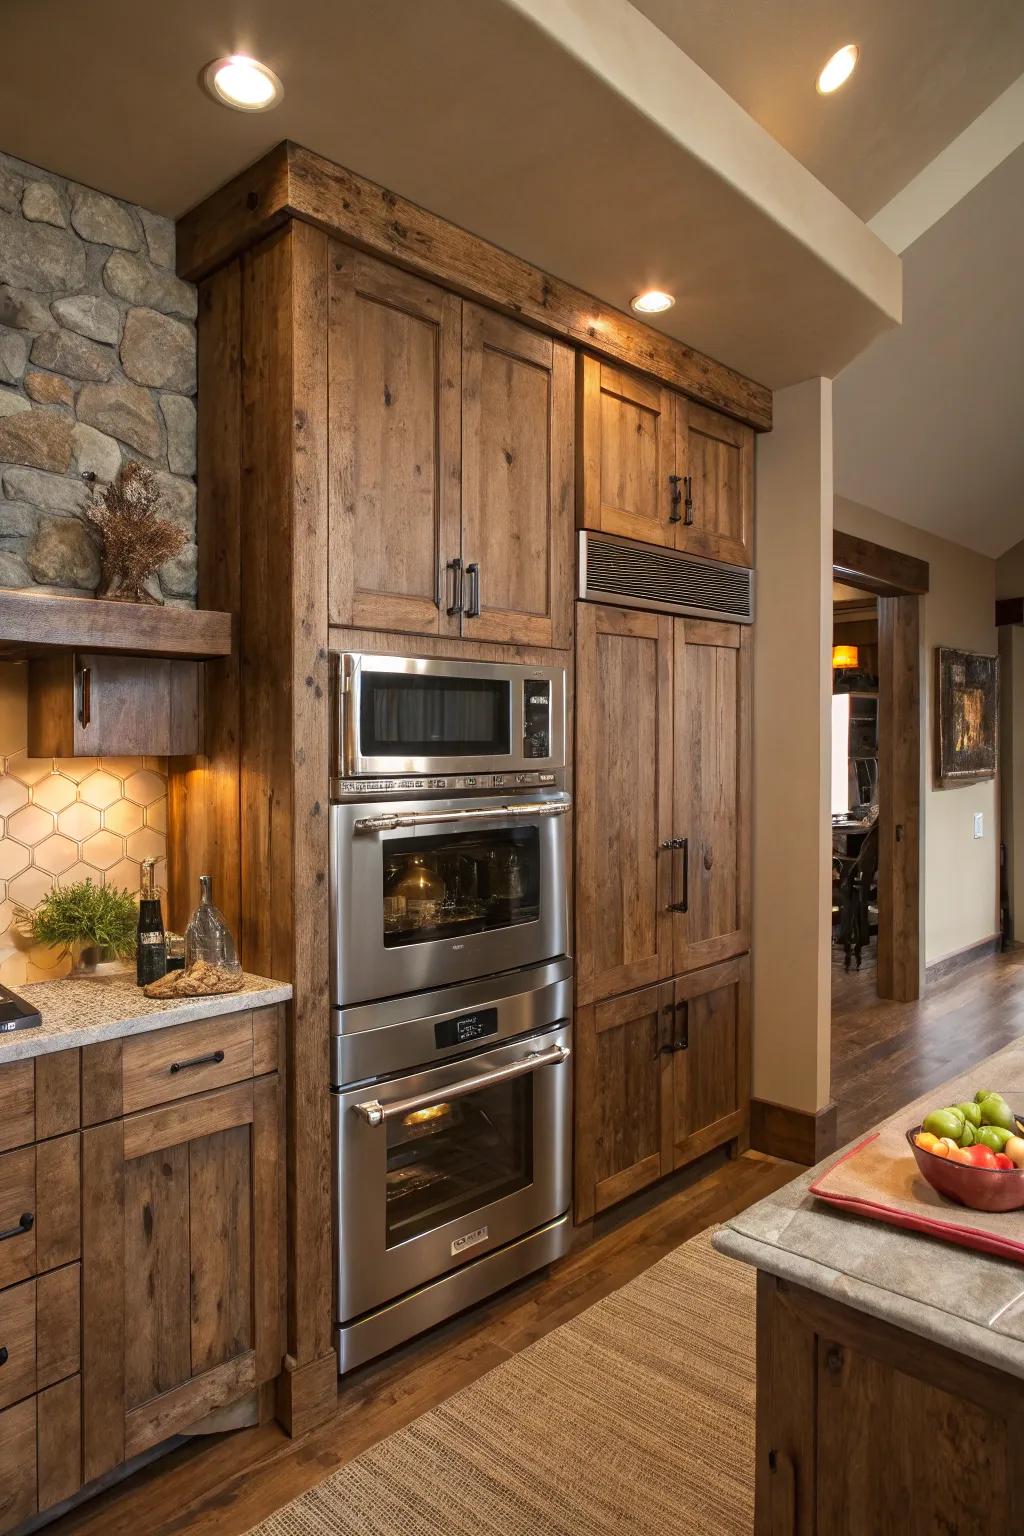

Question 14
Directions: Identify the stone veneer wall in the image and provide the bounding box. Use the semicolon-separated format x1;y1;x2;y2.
0;150;197;602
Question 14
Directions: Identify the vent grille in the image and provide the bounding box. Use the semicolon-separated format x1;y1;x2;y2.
580;533;753;623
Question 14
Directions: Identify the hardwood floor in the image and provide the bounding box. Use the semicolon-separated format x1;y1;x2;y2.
831;944;1024;1145
46;1150;795;1536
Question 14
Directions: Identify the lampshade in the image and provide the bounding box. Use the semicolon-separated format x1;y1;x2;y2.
832;644;859;670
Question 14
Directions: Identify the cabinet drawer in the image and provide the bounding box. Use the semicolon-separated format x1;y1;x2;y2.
0;1054;81;1155
0;1376;82;1534
122;1014;255;1115
0;1396;35;1534
0;1280;35;1412
0;1138;80;1290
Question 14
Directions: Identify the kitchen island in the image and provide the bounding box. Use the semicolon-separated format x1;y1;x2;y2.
0;971;292;1534
715;1037;1024;1534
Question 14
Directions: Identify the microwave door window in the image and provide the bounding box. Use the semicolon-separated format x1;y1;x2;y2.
383;827;540;947
361;674;511;757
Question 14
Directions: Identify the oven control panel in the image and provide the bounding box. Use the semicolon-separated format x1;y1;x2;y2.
332;770;561;800
434;1007;499;1049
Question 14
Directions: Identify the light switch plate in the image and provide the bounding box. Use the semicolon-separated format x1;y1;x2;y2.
974;812;984;839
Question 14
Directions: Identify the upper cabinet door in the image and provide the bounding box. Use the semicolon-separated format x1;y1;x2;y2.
575;603;674;1005
460;305;573;648
671;619;752;974
577;355;675;547
675;400;754;567
328;247;461;636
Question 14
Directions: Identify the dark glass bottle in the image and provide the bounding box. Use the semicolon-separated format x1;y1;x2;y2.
136;857;167;986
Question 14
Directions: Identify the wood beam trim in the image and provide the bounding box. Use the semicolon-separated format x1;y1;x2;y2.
833;530;929;596
177;141;772;432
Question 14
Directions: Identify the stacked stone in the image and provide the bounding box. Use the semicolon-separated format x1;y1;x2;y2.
0;152;197;603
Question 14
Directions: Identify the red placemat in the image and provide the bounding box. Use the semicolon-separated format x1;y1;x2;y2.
811;1132;1024;1265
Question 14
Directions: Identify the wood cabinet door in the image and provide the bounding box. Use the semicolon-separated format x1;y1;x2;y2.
328;247;461;636
675;400;754;566
575;602;674;1005
460;304;573;647
81;1077;283;1481
574;983;674;1222
669;956;750;1168
578;354;675;547
672;619;751;974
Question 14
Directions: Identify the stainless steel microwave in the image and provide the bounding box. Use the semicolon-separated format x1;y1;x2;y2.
331;653;567;781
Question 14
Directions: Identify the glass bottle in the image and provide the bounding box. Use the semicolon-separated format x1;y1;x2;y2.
136;857;167;986
185;875;242;976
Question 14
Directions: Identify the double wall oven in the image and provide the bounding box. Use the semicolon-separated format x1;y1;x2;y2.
330;653;573;1372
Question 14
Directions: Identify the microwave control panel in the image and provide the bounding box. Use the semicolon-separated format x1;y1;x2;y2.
523;680;551;760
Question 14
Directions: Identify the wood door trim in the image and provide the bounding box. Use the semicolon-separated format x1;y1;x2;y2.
124;1352;258;1460
876;594;921;1001
177;145;772;432
833;530;929;596
122;1081;255;1161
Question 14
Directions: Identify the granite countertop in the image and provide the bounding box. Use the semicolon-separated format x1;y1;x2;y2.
715;1036;1024;1381
0;972;292;1061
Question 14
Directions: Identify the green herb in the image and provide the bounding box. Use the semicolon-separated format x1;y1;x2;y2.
17;879;138;959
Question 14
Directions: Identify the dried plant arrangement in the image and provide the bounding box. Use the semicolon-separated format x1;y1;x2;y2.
85;460;187;604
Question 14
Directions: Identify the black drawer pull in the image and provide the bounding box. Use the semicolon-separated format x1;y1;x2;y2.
0;1213;33;1243
0;1347;7;1367
169;1049;225;1075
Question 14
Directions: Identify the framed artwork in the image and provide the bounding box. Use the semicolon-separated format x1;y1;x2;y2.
935;646;999;786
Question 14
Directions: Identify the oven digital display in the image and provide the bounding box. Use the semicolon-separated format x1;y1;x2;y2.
434;1008;499;1049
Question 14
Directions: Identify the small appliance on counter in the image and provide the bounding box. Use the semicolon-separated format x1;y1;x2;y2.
330;651;573;1372
0;983;41;1033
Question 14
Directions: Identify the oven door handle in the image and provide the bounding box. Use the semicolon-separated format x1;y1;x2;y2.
353;1042;571;1127
353;800;570;833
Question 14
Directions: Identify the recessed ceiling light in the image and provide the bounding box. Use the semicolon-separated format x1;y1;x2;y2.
816;44;858;95
203;55;283;112
631;290;675;315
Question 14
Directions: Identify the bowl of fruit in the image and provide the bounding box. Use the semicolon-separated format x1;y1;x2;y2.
909;1091;1024;1212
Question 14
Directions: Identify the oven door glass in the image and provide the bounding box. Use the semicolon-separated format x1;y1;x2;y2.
360;671;511;757
383;826;539;948
385;1075;533;1248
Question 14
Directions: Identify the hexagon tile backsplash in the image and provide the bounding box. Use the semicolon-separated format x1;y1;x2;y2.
0;754;167;987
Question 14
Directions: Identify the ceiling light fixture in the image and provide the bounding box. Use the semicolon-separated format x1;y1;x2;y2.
630;290;675;315
203;55;283;112
816;44;858;94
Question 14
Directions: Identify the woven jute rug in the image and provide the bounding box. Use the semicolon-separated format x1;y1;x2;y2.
251;1227;755;1536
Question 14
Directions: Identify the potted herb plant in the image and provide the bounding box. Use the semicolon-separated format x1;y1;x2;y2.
17;879;138;978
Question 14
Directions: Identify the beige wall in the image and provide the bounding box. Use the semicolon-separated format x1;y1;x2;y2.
834;497;999;968
752;378;833;1114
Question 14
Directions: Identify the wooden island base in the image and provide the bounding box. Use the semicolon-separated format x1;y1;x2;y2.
756;1273;1024;1533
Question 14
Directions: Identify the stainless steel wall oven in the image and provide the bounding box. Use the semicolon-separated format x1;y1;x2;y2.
330;652;573;1371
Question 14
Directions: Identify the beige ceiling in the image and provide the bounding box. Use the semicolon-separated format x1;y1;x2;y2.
0;0;899;390
632;0;1024;219
834;141;1024;558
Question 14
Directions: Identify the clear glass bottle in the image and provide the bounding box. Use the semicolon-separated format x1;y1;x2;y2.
185;875;241;976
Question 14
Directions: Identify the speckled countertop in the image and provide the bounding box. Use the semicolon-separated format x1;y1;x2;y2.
0;972;292;1061
714;1037;1024;1380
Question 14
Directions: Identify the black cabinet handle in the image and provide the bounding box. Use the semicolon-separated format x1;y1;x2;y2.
446;557;464;616
672;999;689;1052
666;837;689;912
683;475;694;526
668;474;682;523
0;1213;33;1243
77;663;92;728
169;1049;225;1075
466;562;481;619
0;1347;8;1367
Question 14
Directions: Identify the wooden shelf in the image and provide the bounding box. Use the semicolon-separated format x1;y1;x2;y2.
0;591;232;660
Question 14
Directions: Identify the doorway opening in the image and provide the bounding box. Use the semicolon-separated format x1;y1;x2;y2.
831;530;928;1006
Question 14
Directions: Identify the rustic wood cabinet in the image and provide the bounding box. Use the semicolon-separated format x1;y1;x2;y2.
578;354;754;566
756;1274;1024;1535
0;1006;285;1533
575;957;750;1221
575;603;751;1005
27;653;202;757
574;603;673;1005
328;249;573;648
